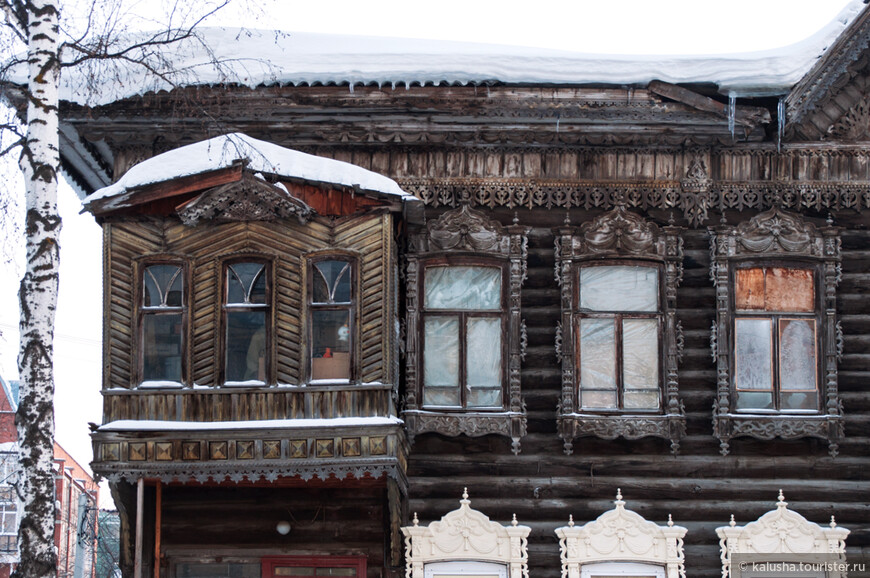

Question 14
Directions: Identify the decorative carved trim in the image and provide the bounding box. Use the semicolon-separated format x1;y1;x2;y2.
709;208;843;456
556;490;687;578
716;491;849;578
398;177;870;226
402;489;531;578
828;96;870;141
403;205;530;453
555;206;686;454
178;172;313;226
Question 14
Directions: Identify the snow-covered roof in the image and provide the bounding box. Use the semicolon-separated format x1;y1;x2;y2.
26;1;865;107
99;416;403;431
83;132;411;208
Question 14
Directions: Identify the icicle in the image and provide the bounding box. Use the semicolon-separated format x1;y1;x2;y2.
348;82;354;94
556;114;561;133
777;97;786;153
728;92;736;141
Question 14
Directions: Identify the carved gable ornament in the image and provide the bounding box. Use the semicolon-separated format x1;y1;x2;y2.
556;490;687;578
716;491;849;578
402;489;531;578
575;204;659;255
177;172;313;226
419;203;513;254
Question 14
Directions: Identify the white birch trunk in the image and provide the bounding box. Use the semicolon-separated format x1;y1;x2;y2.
14;0;61;576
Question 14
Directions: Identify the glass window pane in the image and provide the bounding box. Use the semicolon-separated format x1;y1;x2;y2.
311;310;351;380
734;318;773;391
781;391;818;411
225;310;266;382
779;319;817;392
176;563;260;578
579;266;658;312
581;390;618;409
144;265;182;307
735;268;765;311
423;316;460;405
424;266;501;310
579;318;616;408
274;568;315;576
624;390;660;410
466;318;502;408
314;261;351;304
227;263;265;304
766;268;814;312
142;313;182;381
622;318;659;392
315;569;357;577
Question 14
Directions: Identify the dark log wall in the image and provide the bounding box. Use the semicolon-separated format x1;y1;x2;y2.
404;209;870;578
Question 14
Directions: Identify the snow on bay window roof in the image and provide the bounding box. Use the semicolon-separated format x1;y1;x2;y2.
30;0;865;107
83;132;411;209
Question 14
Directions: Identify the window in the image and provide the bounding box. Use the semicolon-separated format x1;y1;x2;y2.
733;266;818;412
0;453;16;553
576;264;661;411
262;557;366;578
579;562;664;578
224;261;269;383
555;206;685;455
140;263;185;384
710;208;842;456
402;204;529;453
309;258;354;382
422;265;504;408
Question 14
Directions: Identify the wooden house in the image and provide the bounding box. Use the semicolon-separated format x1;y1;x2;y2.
19;3;870;577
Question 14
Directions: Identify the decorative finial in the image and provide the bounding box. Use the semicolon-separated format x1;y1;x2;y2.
513;211;519;225
668;514;674;527
616;488;623;501
412;512;419;527
720;210;727;225
827;213;834;227
778;489;785;503
564;210;571;226
668;211;675;226
511;514;518;527
568;514;574;528
830;516;837;529
729;514;736;527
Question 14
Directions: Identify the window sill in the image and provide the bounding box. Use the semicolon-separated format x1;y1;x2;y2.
402;409;526;454
713;413;843;457
557;412;686;455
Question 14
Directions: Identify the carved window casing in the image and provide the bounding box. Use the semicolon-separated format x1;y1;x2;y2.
222;259;271;385
308;255;357;383
403;204;529;454
555;206;685;455
139;261;187;386
716;491;849;578
402;489;531;578
556;490;687;578
709;208;843;456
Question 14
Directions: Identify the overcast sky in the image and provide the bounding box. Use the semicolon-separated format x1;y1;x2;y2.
0;0;857;498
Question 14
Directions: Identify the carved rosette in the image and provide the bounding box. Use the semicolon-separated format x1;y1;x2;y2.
402;204;530;453
177;172;313;226
402;489;531;578
555;206;686;454
709;207;843;456
716;492;849;578
556;490;687;578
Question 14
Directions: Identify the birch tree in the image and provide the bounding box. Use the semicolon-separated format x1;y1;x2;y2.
0;1;260;575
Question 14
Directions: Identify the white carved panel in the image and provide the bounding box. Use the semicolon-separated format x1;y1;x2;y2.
555;490;687;578
715;491;849;578
402;489;531;578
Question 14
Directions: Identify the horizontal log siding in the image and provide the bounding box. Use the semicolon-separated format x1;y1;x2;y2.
103;212;395;422
406;214;870;578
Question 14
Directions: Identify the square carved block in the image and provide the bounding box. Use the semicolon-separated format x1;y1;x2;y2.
236;441;254;460
263;440;281;459
129;443;146;461
182;442;201;461
369;436;387;456
102;443;120;462
342;438;361;457
155;442;173;461
315;439;335;458
209;441;228;460
289;440;307;459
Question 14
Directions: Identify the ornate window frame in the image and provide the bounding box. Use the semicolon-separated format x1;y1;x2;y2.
709;208;843;456
403;204;530;454
555;206;686;455
402;489;531;578
716;491;849;578
555;490;687;578
136;258;189;388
